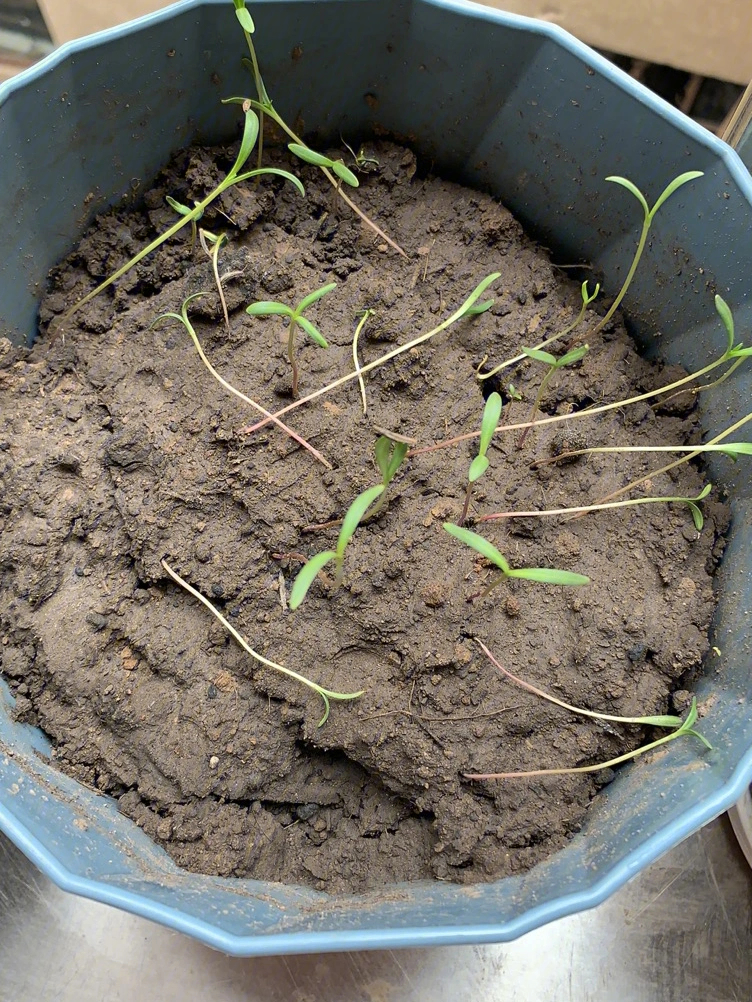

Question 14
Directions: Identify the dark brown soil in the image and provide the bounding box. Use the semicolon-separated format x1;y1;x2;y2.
0;139;727;893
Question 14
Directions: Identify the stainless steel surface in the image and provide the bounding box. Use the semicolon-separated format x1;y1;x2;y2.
1;817;750;1002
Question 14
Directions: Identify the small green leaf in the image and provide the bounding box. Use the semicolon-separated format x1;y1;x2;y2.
687;503;703;531
468;455;489;483
557;344;589;368
522;346;557;366
715;294;735;354
455;273;502;319
233;107;260;175
332;159;360;187
234;6;255;33
337;485;385;556
464;299;494;316
298;282;337;312
296;315;328;348
374;436;392;480
606;175;650;220
637;715;684;728
508;567;590;586
443;523;510;574
165;195;192;216
385;442;408;482
479;392;502;458
246;301;293;317
714;443;752;458
582;280;600;305
288;143;332;168
648;170;704;220
289;551;336;610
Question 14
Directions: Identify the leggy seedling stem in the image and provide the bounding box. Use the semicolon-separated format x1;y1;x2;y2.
151;293;332;468
230;0;407;257
409;296;752;460
161;559;362;726
462;639;711;779
478;484;712;531
238;273;501;436
55;105;303;334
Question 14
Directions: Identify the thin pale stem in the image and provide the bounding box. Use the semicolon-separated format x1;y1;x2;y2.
476;640;679;725
463;729;686;779
353;310;371;415
161;560;363;726
478;493;702;522
458;481;472;527
479;299;589;383
517;366;554;450
287;317;299;398
581;412;752;513
162;303;331;469
244;97;407;257
239;284;498;436
409;352;733;459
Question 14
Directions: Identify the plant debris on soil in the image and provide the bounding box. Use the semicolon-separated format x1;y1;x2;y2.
0;138;728;893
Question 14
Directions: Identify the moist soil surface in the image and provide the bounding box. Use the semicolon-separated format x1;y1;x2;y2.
0;140;727;893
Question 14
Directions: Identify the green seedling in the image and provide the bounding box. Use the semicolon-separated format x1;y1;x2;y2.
366;435;409;520
246;282;335;398
151;293;331;468
478;280;600;384
474;169;702;386
410;295;752;461
459;392;502;526
162;559;361;726
198;228;245;333
288;143;359;188
55;104;303;334
290;484;385;609
517;343;590;449
443;522;590;592
239;272;501;436
479;484;712;532
229;0;405;257
342;137;380;173
463;639;711;779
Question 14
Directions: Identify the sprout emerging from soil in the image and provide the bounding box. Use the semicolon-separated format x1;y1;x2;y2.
367;435;409;520
463;639;711;779
459;391;502;526
517;343;589;450
161;559;363;726
246;282;335;398
290;484;385;609
443;523;590;592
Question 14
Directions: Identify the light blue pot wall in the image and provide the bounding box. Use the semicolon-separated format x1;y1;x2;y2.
1;0;751;957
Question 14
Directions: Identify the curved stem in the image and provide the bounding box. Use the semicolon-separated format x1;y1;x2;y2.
161;560;363;727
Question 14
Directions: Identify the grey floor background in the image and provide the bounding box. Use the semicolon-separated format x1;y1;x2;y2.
1;816;751;1002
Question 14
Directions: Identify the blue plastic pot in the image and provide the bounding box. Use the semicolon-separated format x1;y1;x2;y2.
1;0;751;957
